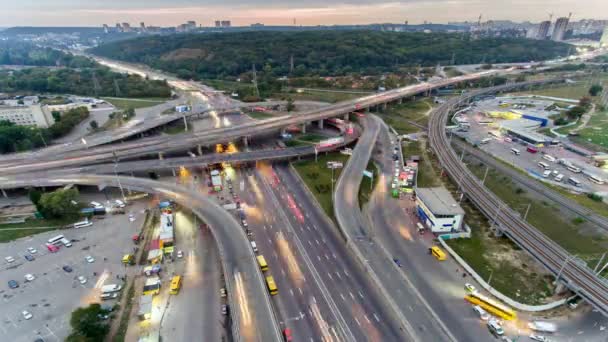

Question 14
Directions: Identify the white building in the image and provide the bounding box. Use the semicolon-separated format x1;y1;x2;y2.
415;187;464;233
0;104;55;128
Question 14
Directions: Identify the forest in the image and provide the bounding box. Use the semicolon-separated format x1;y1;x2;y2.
0;41;94;68
90;30;573;80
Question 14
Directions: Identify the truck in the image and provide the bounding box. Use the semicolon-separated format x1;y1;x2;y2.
527;321;557;333
101;284;123;294
210;170;222;191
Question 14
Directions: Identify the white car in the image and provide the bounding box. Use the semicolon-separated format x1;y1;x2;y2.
5;256;15;263
472;305;490;321
22;310;32;320
85;255;95;263
529;335;548;342
78;276;87;284
24;274;35;282
464;283;477;293
27;247;37;254
177;250;183;258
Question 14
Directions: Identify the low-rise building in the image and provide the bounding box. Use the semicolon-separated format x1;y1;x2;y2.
0;103;55;128
415;187;464;233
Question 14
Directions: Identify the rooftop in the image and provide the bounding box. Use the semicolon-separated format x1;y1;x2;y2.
416;187;465;216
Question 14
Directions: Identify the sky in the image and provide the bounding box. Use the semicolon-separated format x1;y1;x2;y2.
0;0;606;27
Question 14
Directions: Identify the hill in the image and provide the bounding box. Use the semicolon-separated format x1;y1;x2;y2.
90;30;573;80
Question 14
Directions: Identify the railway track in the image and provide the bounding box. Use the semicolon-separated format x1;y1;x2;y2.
428;80;608;316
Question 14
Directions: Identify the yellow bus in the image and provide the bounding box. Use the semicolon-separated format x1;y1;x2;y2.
257;255;269;272
465;292;517;320
265;276;278;295
169;275;182;295
143;277;161;296
429;246;447;261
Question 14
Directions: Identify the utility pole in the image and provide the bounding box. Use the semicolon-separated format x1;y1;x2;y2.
252;64;260;98
113;79;121;97
482;166;490;184
523;203;532;221
92;71;101;97
289;54;294;74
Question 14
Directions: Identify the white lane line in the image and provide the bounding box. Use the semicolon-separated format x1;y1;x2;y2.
340;293;346;301
364;315;371;323
313;225;318;230
312;296;317;304
263;225;267;230
324;254;330;260
344;270;350;277
268;238;272;245
408;305;414;312
274;252;279;259
317;256;321;262
373;313;380;322
290;289;294;297
332;253;337;259
308;240;313;246
307;225;311;231
315;239;320;245
349;292;355;300
335;272;342;279
281;268;286;277
298;288;303;296
354;317;361;326
327;272;333;280
358;291;364;299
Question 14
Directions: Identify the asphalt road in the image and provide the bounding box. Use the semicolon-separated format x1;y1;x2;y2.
0;174;282;342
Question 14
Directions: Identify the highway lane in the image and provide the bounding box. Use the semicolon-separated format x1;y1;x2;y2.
427;81;608;316
333;114;457;341
271;163;405;341
0;174;282;342
366;119;492;341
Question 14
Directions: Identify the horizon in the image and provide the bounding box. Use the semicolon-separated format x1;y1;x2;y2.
0;1;607;27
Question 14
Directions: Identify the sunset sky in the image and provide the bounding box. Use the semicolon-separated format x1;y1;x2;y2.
1;0;606;27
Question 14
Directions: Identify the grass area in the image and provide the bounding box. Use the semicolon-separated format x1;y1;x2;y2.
359;161;379;208
467;161;607;265
571;109;608;151
297;133;327;143
292;152;350;219
101;97;168;110
0;218;73;242
272;90;363;103
285;139;311;147
548;183;608;218
163;121;186;135
247;110;278;120
401;140;441;187
112;279;135;342
444;67;464;78
378;98;434;134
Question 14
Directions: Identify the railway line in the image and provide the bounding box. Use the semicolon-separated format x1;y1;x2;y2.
428;80;608;316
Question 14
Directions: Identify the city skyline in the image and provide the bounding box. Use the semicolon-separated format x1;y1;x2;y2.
0;0;607;27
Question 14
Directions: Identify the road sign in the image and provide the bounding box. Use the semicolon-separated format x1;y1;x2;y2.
327;161;343;169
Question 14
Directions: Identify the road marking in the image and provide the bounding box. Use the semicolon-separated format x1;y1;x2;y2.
335;272;342;279
263;225;267;230
364;315;371;323
268;238;272;245
324;254;330;260
358;291;364;299
281;268;286;277
344;270;350;277
290;289;294;297
274;252;279;259
308;240;313;247
307;225;312;231
332;253;337;259
313;225;318;230
298;288;303;296
349;292;355;300
312;296;317;304
317;256;321;262
340;293;346;301
327;272;333;280
315;239;320;245
408;305;414;312
373;313;380;322
354;317;361;326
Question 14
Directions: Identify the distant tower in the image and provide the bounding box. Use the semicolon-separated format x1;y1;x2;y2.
103;24;109;34
537;21;551;39
551;15;571;41
140;22;146;32
215;20;221;27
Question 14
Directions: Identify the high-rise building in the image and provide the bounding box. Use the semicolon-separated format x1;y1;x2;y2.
140;22;146;32
122;23;131;32
221;20;231;27
551;16;570;41
115;23;122;32
102;24;109;34
187;21;196;30
215;20;221;27
601;26;608;47
537;20;551;39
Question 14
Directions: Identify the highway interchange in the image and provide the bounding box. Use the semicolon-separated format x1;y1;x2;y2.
1;50;608;342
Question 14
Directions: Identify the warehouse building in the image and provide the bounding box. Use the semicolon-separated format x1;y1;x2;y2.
415;187;465;233
0;103;55;128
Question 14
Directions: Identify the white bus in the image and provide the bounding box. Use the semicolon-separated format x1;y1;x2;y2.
48;235;65;245
568;177;581;187
588;175;605;185
510;148;520;155
567;165;581;173
73;220;93;229
542;154;556;162
538;162;550;170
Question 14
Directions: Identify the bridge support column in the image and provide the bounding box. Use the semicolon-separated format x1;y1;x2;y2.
318;119;324;129
158;152;164;160
554;281;568;295
343;113;349;122
381;103;387;111
197;145;203;156
301;123;307;134
1;188;7;198
172;168;176;177
243;136;249;148
398;98;403;104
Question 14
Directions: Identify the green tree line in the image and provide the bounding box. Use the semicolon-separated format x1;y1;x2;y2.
90;30;573;80
0;106;90;154
0;67;171;98
0;41;94;68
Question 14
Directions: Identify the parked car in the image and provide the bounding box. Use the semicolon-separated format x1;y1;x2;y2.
177;250;183;258
85;255;95;263
22;310;33;320
27;247;37;254
24;274;35;282
8;280;19;288
62;265;73;273
100;292;118;300
78;276;87;284
5;256;15;263
24;254;35;262
464;283;477;293
529;335;548;342
472;305;490;321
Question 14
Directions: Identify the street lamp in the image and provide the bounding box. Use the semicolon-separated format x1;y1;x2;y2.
113;158;126;203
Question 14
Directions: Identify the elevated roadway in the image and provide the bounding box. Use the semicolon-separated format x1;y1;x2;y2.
428;81;608;316
0;174;282;342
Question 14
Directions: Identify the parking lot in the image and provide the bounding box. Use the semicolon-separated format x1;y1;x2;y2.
454;96;608;194
0;197;148;342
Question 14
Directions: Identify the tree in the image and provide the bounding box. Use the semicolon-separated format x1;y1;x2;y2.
579;96;592;109
286;97;295;112
51;111;61;122
38;188;80;220
66;304;110;342
28;188;43;213
89;120;98;130
123;107;135;120
589;84;604;97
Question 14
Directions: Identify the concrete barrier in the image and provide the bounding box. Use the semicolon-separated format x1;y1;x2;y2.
438;238;568;312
